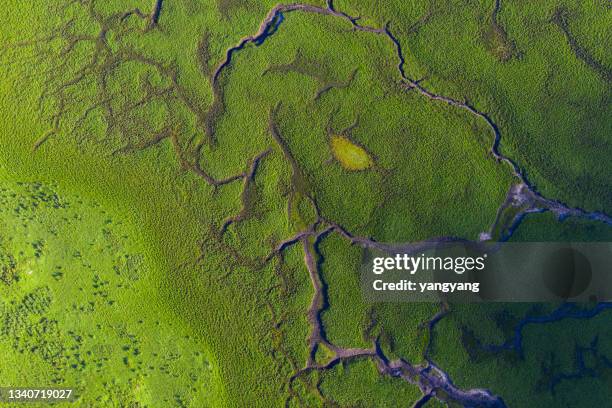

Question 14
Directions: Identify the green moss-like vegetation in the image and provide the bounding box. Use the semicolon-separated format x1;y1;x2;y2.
0;180;222;407
431;302;612;408
429;214;612;407
0;0;610;406
337;0;611;212
318;359;422;406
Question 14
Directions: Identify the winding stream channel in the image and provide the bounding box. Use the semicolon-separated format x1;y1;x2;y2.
211;1;612;406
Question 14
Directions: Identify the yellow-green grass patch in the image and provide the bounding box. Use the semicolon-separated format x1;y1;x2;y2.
330;135;374;171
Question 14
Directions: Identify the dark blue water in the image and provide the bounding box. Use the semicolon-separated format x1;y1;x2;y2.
481;302;612;357
254;12;285;46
